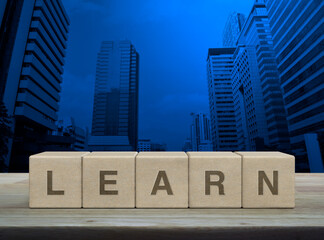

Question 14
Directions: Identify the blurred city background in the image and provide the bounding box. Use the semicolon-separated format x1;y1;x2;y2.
0;0;323;173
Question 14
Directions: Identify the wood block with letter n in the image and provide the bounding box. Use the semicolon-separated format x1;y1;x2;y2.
188;152;241;208
29;152;89;208
136;152;188;208
236;151;295;208
83;152;137;208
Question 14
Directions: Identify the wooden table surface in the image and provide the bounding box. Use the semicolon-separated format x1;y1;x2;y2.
0;173;324;240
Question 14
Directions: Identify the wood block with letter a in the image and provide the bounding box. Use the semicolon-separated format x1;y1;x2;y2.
136;152;188;208
29;152;89;208
188;152;241;208
83;152;137;208
236;151;295;208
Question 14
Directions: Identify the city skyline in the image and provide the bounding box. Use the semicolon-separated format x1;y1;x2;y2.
1;0;322;173
58;0;255;150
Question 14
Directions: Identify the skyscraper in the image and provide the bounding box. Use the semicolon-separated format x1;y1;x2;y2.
264;0;324;171
0;0;70;171
232;46;269;150
223;12;246;47
89;40;139;151
207;48;238;151
232;1;290;151
188;113;213;151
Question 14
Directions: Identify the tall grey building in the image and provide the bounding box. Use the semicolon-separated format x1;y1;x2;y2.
207;48;238;151
223;12;246;47
232;2;290;151
0;0;69;171
89;41;139;151
264;0;324;170
188;113;213;151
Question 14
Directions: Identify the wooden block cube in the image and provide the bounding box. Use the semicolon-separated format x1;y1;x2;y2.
83;152;137;208
237;151;295;208
29;152;89;208
188;152;241;208
136;152;188;208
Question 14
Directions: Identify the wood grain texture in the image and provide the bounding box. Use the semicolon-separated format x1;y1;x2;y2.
0;173;324;239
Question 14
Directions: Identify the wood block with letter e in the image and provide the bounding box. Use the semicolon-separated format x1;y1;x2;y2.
237;151;295;208
136;152;188;208
29;152;89;208
83;152;137;208
188;152;241;208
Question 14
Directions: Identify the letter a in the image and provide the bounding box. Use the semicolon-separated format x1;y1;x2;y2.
151;171;173;195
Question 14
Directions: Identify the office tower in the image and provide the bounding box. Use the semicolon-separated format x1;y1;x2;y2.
232;2;290;151
223;12;246;47
0;0;69;171
188;113;213;151
264;0;324;171
232;46;269;150
89;40;139;151
207;48;238;151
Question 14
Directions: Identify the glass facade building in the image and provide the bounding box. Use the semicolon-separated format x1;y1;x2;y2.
264;0;324;170
223;12;246;47
90;40;139;151
232;46;269;150
233;2;290;151
207;48;238;151
0;0;69;171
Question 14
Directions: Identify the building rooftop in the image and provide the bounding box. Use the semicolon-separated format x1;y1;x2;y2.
207;48;236;60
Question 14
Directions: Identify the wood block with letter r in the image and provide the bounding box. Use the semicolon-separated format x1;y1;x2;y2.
188;152;241;208
83;152;137;208
29;152;89;208
236;151;295;208
136;152;188;208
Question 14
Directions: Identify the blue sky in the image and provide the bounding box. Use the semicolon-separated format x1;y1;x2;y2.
58;0;254;150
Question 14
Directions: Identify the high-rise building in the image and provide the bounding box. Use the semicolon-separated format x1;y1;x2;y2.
188;113;213;151
207;48;238;151
89;40;139;151
232;2;290;151
223;12;246;47
264;0;324;171
232;46;269;150
0;0;70;171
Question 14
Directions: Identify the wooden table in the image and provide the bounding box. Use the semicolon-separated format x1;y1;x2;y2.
0;173;324;240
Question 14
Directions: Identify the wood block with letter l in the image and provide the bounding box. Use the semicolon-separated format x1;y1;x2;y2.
188;152;241;208
236;151;295;208
29;152;89;208
83;152;137;208
136;152;188;208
